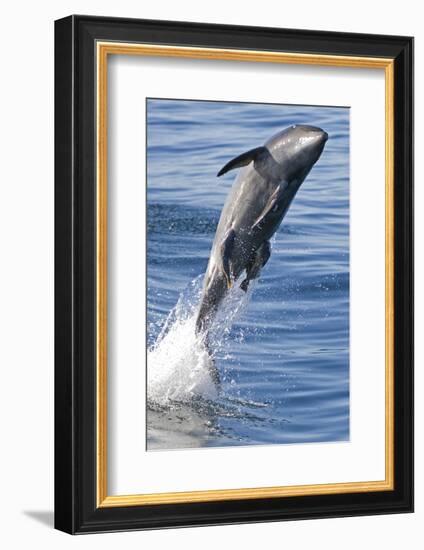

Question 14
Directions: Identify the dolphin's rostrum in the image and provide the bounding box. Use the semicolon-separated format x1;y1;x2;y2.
195;125;328;360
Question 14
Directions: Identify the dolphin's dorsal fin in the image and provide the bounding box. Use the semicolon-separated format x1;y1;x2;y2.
217;146;268;177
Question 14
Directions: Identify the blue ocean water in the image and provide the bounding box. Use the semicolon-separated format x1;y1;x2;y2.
146;98;350;450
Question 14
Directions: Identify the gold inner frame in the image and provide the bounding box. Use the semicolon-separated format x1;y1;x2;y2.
96;42;395;508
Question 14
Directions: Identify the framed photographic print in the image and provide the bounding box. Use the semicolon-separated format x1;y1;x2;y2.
54;15;413;534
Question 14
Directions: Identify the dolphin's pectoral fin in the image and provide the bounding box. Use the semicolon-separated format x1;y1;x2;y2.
220;228;236;289
252;184;287;229
240;241;271;292
217;146;268;177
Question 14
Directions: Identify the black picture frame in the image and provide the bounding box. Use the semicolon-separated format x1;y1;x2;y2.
55;14;413;534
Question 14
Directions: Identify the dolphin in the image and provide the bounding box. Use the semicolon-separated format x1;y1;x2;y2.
195;125;328;338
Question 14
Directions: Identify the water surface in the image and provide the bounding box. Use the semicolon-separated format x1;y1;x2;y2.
146;98;350;450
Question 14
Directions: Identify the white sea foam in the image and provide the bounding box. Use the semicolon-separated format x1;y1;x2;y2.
147;276;253;406
148;315;218;405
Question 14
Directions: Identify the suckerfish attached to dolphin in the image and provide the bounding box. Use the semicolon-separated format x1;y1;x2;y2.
195;125;328;339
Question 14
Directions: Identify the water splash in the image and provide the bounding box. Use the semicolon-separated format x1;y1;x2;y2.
147;275;254;406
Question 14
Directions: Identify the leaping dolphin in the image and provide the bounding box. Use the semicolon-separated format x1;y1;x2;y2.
195;125;328;337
